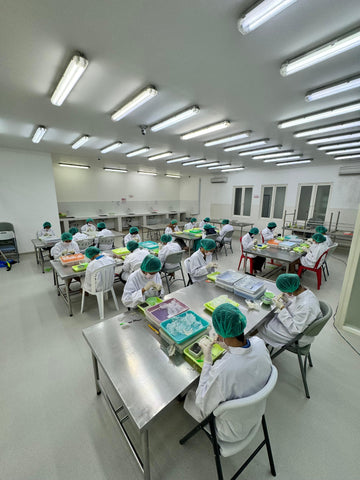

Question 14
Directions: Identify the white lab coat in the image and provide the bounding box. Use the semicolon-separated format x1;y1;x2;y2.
262;227;275;242
124;233;142;245
242;232;256;258
184;222;197;230
158;242;182;269
121;269;164;308
185;249;213;282
82;255;115;292
165;226;180;236
73;232;89;241
324;235;333;247
216;224;234;242
37;228;56;238
257;289;321;348
121;248;149;281
96;228;113;238
51;240;80;259
300;242;328;268
198;220;208;229
184;337;272;442
81;223;96;233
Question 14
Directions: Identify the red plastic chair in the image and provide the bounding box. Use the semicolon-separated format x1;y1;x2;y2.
238;236;254;274
297;250;328;290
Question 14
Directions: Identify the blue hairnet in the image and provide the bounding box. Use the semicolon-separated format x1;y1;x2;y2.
222;219;229;224
97;222;106;229
203;223;215;230
69;227;78;235
43;221;51;228
200;238;216;251
315;226;327;234
191;217;197;222
312;233;326;243
86;218;94;223
212;304;247;338
267;222;276;229
171;219;178;224
276;274;300;293
249;227;259;235
161;234;172;243
127;241;139;252
141;255;162;273
129;227;139;234
204;217;210;222
85;247;101;259
61;232;72;242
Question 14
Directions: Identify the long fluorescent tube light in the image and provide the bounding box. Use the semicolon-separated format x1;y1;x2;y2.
326;147;360;155
51;53;88;106
126;147;150;157
238;0;297;35
137;171;157;176
253;150;294;160
111;86;158;122
308;132;360;144
71;135;89;149
281;28;360;76
208;164;232;170
334;154;360;160
239;145;282;156
182;159;206;166
58;163;90;169
279;102;360;129
277;159;312;166
166;156;190;164
32;126;47;143
103;168;128;173
100;142;122;154
221;167;245;172
181;121;230;140
196;162;220;168
224;139;268;152
295;119;360;138
151;106;200;132
263;155;302;163
306;75;360;102
319;141;360;151
204;131;251;147
165;174;181;178
148;151;172;161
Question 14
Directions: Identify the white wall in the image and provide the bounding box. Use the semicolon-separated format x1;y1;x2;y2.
0;148;60;253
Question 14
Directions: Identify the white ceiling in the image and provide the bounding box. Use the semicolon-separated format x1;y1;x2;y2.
1;0;360;175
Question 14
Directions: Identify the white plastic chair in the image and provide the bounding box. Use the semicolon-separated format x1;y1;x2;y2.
76;238;94;253
97;236;115;251
322;242;338;278
180;366;278;480
80;264;119;320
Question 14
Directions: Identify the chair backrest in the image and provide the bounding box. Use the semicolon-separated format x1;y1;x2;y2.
205;234;218;241
164;250;184;265
314;249;328;269
184;257;191;275
239;236;244;254
89;263;116;293
302;300;332;338
98;236;115;249
76;238;94;250
223;230;234;240
326;243;338;259
0;231;15;241
261;233;264;243
0;222;14;232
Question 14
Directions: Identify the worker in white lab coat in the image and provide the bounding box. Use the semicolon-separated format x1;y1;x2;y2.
37;221;56;238
241;227;266;273
184;238;217;283
315;226;333;247
261;222;278;242
184;217;197;230
51;232;80;259
158;234;182;270
300;233;328;268
216;219;234;243
184;304;272;442
124;227;141;246
69;227;88;241
198;217;210;229
121;255;164;308
82;246;115;292
96;222;113;237
120;241;149;283
201;223;217;239
164;219;180;236
81;218;96;233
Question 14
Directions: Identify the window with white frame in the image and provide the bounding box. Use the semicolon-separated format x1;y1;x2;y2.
260;185;286;219
296;183;332;222
233;186;253;217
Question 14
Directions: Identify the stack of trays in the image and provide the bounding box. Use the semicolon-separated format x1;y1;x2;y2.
145;298;189;327
233;274;266;300
160;310;209;345
40;236;61;244
138;241;159;251
279;241;298;250
204;295;239;312
215;270;245;292
60;253;85;267
112;247;130;257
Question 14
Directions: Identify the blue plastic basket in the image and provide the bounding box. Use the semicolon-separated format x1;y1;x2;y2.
160;311;209;344
139;241;158;250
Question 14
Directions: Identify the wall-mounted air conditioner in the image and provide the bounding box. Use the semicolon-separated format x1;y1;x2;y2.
210;176;228;184
339;165;360;176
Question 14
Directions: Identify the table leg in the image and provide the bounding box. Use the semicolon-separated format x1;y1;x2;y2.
65;281;73;316
141;429;151;480
34;246;39;264
39;249;45;273
244;253;248;273
92;353;101;395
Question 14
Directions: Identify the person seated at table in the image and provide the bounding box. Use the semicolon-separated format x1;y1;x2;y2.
158;234;182;273
256;274;321;348
51;232;80;259
37;221;56;238
184;217;197;230
300;233;328;269
165;220;187;250
96;222;113;238
69;227;88;241
124;226;141;246
198;217;210;229
184;304;272;435
82;246;115;293
185;238;217;283
241;227;266;274
81;218;96;233
315;225;333;247
202;223;217;238
122;255;164;308
262;222;278;242
216;219;234;243
120;241;149;283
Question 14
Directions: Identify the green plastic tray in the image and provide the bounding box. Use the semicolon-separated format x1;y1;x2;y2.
207;271;221;282
112;247;130;256
204;295;239;312
183;336;225;372
137;296;163;313
72;263;88;272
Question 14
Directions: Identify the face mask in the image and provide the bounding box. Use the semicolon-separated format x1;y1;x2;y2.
144;273;155;280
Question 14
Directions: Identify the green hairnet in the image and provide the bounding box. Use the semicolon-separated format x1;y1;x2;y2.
276;274;300;293
43;221;51;228
267;222;277;229
97;222;106;229
312;233;326;243
315;226;327;234
204;223;214;230
191;217;197;223
171;219;178;224
69;227;78;235
161;234;172;243
222;219;229;224
61;232;72;242
204;217;210;222
141;255;162;273
85;246;101;259
86;218;94;223
249;227;259;235
200;238;216;251
129;227;139;234
212;304;247;338
127;241;139;252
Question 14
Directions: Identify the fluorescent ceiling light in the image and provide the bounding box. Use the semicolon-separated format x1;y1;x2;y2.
137;171;157;176
111;86;158;122
181;121;230;140
103;168;128;173
126;147;150;157
306;75;360;102
224;139;268;152
239;145;282;156
278;102;360;129
277;159;313;166
100;142;122;154
221;167;245;172
263;155;302;163
326;147;360;155
71;135;89;149
51;53;88;106
32;126;47;143
182;159;206;166
238;0;297;35
281;27;360;76
295;119;360;138
58;163;90;169
253;150;294;160
166;156;190;164
334;154;360;160
151;106;200;132
148;151;172;161
319;141;360;151
165;174;181;178
204;131;251;147
196;162;220;168
308;132;360;144
208;164;232;170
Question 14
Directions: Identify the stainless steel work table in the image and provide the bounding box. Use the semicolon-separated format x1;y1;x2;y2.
243;246;303;275
142;223;185;241
210;220;253;237
82;281;279;479
50;260;86;316
31;238;59;273
172;232;201;255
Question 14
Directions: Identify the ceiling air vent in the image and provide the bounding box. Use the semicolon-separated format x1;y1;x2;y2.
338;165;360;176
210;176;228;184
